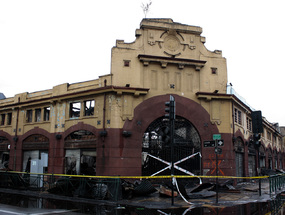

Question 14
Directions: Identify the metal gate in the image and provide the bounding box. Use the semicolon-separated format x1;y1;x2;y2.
235;152;244;181
142;116;201;176
248;143;256;177
234;137;244;182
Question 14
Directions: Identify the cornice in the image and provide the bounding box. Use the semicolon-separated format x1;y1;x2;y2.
0;86;149;109
138;54;206;71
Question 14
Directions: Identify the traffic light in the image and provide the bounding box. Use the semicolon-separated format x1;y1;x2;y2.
159;126;171;146
253;133;261;148
252;111;263;133
165;96;175;120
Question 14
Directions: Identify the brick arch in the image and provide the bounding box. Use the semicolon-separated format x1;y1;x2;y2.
123;94;218;144
21;128;51;151
0;130;13;143
21;127;51;142
119;94;220;176
62;122;97;140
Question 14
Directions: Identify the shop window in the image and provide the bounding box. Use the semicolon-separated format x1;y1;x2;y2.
35;108;41;122
84;100;95;116
0;114;5;126
44;107;50;121
7;113;12;125
70;102;81;118
27;110;33;122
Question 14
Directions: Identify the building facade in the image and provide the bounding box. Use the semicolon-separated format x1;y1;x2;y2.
0;19;284;179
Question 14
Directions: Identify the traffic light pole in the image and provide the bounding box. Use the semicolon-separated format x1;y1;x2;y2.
170;112;175;205
165;95;176;206
215;139;219;204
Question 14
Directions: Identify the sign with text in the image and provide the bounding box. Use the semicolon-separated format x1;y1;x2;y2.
203;140;215;148
213;134;221;140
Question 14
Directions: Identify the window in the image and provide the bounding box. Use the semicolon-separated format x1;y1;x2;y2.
27;110;33;122
273;135;276;144
84;100;95;116
211;67;217;74
246;117;252;131
7;113;12;125
35;108;41;122
44;107;50;121
0;114;5;126
70;102;81;118
267;131;271;141
234;108;242;125
124;60;130;67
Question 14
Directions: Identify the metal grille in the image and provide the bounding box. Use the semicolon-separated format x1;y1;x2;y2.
142;116;201;176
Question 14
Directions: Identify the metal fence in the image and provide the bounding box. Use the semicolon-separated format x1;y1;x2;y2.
2;171;285;201
269;174;285;196
0;171;121;201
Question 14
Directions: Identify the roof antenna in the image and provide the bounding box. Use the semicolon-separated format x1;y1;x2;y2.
141;0;152;18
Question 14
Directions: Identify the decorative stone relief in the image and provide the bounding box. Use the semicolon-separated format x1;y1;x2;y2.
148;32;155;46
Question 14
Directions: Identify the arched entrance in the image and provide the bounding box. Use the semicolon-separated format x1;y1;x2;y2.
248;142;256;177
234;137;244;182
274;150;278;169
64;130;96;175
142;116;201;176
0;136;10;169
22;134;49;173
260;145;266;170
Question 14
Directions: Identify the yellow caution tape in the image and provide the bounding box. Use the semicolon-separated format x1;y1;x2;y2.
1;170;276;180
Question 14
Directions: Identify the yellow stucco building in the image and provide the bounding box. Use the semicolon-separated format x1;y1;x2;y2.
0;19;283;179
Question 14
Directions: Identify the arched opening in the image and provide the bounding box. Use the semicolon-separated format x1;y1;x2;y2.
64;130;96;175
274;150;278;169
260;145;266;170
22;134;49;173
268;149;272;169
0;136;10;169
234;137;244;182
142;116;201;176
248;142;256;177
279;152;282;169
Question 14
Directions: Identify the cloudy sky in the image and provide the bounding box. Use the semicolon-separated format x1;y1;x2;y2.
0;0;284;126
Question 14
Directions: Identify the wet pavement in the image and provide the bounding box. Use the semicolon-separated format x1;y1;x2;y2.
0;203;85;215
0;181;275;211
118;181;273;209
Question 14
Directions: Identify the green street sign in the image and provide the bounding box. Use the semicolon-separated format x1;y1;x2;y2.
213;134;221;140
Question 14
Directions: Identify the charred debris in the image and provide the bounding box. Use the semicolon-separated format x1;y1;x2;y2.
0;168;283;202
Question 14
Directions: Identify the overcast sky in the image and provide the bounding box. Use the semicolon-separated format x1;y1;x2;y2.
0;0;284;126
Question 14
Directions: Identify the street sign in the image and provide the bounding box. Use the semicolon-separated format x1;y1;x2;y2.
217;140;224;147
203;140;215;148
215;148;222;154
213;134;221;140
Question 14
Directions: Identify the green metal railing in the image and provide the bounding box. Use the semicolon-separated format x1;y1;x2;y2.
269;174;285;196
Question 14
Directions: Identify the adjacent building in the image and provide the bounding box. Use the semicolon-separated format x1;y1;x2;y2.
0;19;283;180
